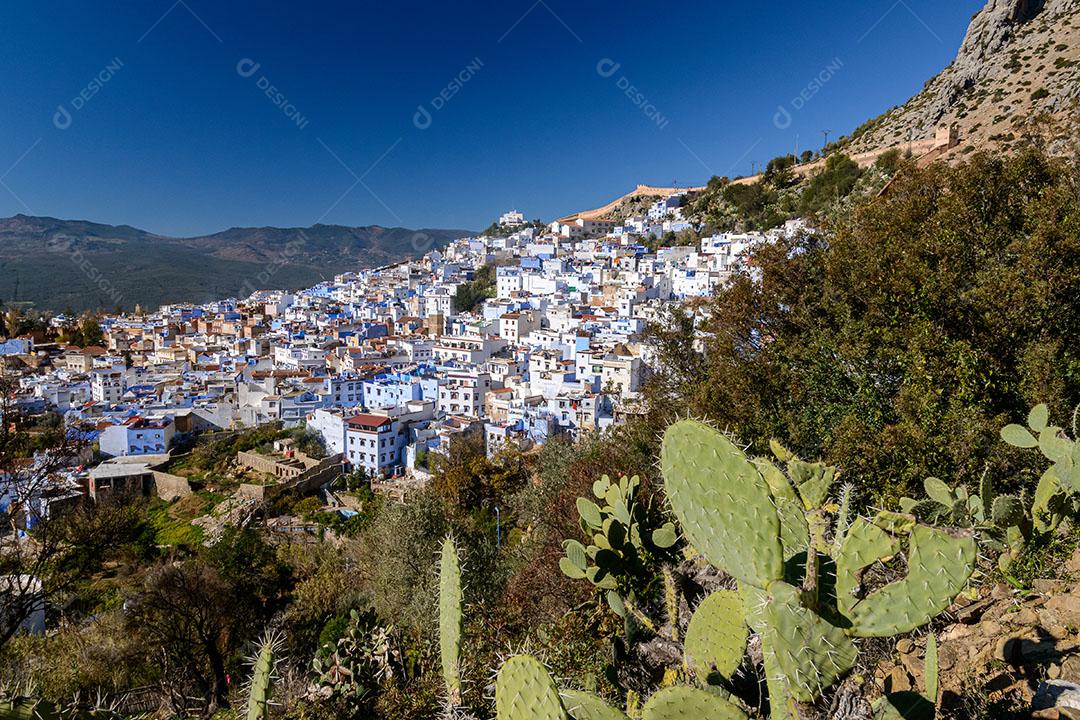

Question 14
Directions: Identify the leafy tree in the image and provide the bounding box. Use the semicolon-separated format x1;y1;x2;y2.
798;153;863;216
127;527;289;712
294;495;323;520
875;148;904;175
645;148;1080;505
291;426;327;458
0;371;141;648
452;263;498;313
430;428;528;510
764;153;799;189
127;560;236;712
341;467;371;492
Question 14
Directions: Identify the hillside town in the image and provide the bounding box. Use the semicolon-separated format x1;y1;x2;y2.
0;195;807;525
6;0;1080;716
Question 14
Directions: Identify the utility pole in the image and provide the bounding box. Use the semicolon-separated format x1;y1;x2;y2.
794;134;799;163
823;130;831;153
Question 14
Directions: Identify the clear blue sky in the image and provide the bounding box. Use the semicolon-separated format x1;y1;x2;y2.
0;0;983;236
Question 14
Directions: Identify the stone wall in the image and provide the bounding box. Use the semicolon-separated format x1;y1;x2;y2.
236;454;343;502
236;450;306;478
151;470;193;500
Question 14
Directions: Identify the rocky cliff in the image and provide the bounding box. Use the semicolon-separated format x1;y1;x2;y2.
845;0;1079;157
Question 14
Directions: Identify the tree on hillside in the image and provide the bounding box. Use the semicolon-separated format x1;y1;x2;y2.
129;561;236;711
0;371;137;648
78;314;104;347
645;148;1080;504
452;264;498;313
128;527;289;713
798;153;863;216
430;428;528;511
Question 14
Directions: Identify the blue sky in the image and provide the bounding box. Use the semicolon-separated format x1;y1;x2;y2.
0;0;983;236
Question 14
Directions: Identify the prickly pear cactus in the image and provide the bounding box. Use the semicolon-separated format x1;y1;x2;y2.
754;457;810;558
0;697;60;720
440;536;464;705
759;580;858;702
661;420;783;587
1000;403;1080;535
836;516;976;637
560;474;677;602
683;590;747;680
495;655;567;720
900;477;973;526
640;686;747;720
560;690;628;720
658;419;976;711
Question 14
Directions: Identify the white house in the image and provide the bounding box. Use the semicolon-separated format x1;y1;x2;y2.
346;413;404;479
437;372;491;418
99;416;176;457
499;210;525;227
90;370;125;405
308;408;348;455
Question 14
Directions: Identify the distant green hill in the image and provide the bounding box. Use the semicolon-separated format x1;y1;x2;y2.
0;215;473;312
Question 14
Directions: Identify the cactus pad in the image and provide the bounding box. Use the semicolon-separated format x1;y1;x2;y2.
683;590;748;680
755;458;810;559
0;698;60;720
495;655;567;720
760;581;857;702
560;690;628;720
640;686;747;720
922;478;954;508
661;420;783;586
990;495;1025;528
837;520;976;637
925;634;939;705
439;536;464;704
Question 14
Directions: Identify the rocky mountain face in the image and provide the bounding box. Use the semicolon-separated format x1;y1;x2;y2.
0;215;472;312
846;0;1079;156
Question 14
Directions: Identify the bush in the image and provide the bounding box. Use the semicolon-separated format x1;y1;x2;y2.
799;153;863;216
293;496;323;520
646;148;1080;506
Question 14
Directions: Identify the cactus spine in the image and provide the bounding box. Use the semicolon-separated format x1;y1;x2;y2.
246;633;280;720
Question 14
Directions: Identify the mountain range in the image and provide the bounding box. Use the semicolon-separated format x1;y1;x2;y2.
0;215;472;313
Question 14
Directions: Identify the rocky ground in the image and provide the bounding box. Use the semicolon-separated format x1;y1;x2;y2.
868;549;1080;718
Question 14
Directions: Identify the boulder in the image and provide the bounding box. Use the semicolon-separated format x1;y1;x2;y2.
1034;680;1080;712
